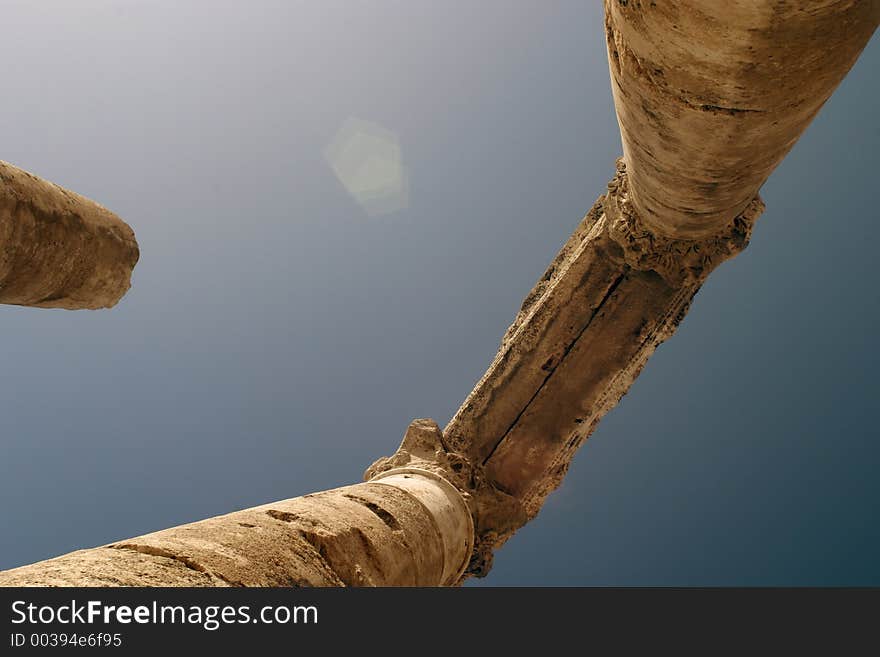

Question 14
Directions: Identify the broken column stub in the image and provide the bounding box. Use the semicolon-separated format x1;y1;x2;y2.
0;160;139;309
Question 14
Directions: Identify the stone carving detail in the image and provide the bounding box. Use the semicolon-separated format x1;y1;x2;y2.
365;418;526;579
605;159;765;287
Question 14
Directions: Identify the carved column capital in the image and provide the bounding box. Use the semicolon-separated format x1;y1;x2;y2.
605;159;765;288
365;419;527;580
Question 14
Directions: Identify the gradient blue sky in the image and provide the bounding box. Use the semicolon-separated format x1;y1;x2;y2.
1;1;877;585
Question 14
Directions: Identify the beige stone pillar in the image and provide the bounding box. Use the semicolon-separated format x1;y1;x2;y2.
0;161;138;310
604;1;879;239
0;462;473;587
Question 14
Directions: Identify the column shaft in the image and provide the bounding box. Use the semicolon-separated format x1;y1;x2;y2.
605;1;879;238
0;472;472;587
0;161;138;310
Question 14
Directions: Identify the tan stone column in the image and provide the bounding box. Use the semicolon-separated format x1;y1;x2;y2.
0;456;473;587
604;1;879;239
0;161;138;309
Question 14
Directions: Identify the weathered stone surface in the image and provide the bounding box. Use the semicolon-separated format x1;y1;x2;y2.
0;478;471;587
445;172;762;562
367;418;525;578
0;161;138;309
0;548;226;587
605;0;879;239
605;160;765;287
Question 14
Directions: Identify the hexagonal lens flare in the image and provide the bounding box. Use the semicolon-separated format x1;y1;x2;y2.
324;117;409;217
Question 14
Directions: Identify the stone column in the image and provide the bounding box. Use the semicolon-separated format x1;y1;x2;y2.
604;0;879;239
0;161;138;310
0;433;473;587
